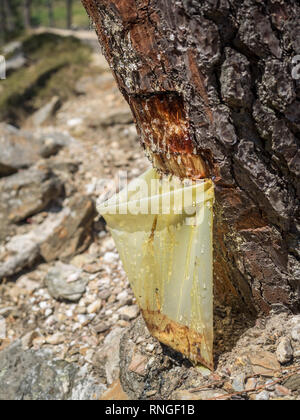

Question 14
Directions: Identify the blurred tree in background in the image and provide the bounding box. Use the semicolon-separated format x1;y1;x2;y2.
0;0;88;43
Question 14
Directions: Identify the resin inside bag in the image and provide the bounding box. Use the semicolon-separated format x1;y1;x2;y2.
98;168;214;369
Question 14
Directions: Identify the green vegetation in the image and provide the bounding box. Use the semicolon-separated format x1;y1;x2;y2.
0;33;92;124
0;1;89;45
31;1;89;29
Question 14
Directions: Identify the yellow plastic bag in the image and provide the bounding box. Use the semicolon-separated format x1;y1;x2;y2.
98;169;214;369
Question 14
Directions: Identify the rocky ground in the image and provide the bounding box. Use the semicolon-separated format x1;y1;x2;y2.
0;32;299;401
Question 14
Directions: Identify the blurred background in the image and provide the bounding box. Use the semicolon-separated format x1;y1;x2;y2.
0;0;148;398
0;0;90;43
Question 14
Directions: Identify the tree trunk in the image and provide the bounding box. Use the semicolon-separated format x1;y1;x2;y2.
47;0;54;27
81;0;300;318
3;0;15;34
66;0;73;29
0;0;7;43
23;0;32;29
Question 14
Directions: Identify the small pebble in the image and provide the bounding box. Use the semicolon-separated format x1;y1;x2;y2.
255;391;270;401
87;299;102;314
46;333;65;345
45;308;53;317
146;343;155;352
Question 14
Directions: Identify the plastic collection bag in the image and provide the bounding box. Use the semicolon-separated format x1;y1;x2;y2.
98;168;214;369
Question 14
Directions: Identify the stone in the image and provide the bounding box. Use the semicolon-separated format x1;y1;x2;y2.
40;195;96;262
117;290;129;302
70;367;106;400
274;385;291;397
265;379;275;391
276;337;293;364
83;263;102;274
104;327;125;385
6;52;26;72
128;352;148;376
93;322;111;334
88;108;133;128
102;252;118;264
119;317;203;399
21;331;40;350
248;350;281;376
0;166;63;224
245;378;257;391
173;389;228;400
0;317;6;339
45;262;88;302
37;132;72;158
99;379;129;401
231;373;246;392
0;234;39;280
0;307;15;317
0;341;105;400
118;305;140;321
67;118;83;128
45;333;65;345
255;391;270;401
99;289;111;301
87;300;102;314
75;73;114;95
291;326;300;343
145;343;155;353
0;210;69;279
0;124;33;174
282;374;300;392
3;41;22;56
31;96;61;127
94;327;124;385
0;124;70;175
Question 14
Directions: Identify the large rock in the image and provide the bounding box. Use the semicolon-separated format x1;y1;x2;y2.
0;124;33;175
2;41;26;73
5;53;26;73
2;41;22;56
93;327;125;386
0;166;63;224
45;262;88;302
119;317;203;400
40;195;96;262
0;210;69;279
0;340;106;400
0;124;71;176
0;194;95;279
31;96;61;127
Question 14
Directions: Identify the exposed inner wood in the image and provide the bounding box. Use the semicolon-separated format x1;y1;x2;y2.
129;93;210;180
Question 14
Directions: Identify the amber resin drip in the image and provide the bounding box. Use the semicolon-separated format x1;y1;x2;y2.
129;92;210;180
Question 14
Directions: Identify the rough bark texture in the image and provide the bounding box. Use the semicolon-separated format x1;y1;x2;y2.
67;0;73;29
81;0;300;317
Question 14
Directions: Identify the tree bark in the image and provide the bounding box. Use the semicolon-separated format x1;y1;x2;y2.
66;0;73;29
0;0;7;43
47;0;55;27
23;0;32;29
81;0;300;317
3;0;15;34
